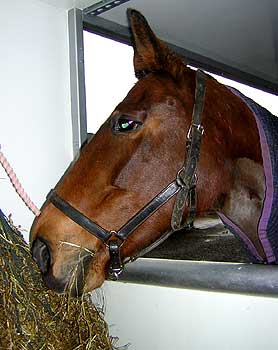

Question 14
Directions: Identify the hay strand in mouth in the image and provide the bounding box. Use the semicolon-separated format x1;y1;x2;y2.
59;241;95;257
0;209;113;350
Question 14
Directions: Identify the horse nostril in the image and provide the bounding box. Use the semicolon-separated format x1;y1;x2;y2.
32;238;50;274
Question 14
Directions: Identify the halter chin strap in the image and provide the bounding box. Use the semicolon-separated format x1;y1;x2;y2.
47;69;206;280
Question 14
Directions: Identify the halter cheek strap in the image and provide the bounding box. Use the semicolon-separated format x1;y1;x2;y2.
47;69;206;280
171;69;206;230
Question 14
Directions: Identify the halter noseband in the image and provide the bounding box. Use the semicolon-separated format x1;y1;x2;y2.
47;70;206;280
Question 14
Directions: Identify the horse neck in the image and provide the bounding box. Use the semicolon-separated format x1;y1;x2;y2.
203;79;262;163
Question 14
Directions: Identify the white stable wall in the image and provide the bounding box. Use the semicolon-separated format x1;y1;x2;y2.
103;282;278;350
0;0;75;240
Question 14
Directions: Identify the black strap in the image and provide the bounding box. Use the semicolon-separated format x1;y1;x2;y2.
124;229;175;264
116;181;180;241
171;70;206;231
108;240;123;280
48;181;181;243
47;190;112;242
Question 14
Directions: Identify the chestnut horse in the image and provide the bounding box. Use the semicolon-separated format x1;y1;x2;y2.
31;9;272;295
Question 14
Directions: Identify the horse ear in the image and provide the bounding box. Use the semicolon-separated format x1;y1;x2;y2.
127;9;167;78
127;9;186;81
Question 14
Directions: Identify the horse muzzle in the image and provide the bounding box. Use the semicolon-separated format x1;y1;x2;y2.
31;237;92;296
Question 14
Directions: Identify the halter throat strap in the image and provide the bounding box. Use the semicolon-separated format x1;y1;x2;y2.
47;69;206;280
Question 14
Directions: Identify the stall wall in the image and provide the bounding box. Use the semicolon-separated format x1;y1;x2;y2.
104;282;278;350
0;0;74;239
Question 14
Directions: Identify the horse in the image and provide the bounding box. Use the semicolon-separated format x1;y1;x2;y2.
30;9;277;296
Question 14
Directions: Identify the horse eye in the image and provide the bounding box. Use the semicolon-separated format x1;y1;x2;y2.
114;118;142;133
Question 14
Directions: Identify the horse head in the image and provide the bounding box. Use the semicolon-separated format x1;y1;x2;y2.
30;9;266;295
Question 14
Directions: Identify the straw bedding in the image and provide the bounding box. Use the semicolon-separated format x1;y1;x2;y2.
0;209;113;350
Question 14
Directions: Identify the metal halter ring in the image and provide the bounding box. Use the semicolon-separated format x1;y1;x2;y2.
176;167;190;189
187;123;204;139
176;168;198;190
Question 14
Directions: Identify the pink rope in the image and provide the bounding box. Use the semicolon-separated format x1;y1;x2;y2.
0;146;41;216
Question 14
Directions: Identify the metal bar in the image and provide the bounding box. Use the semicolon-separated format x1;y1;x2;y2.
119;258;278;297
83;13;130;45
83;0;131;16
68;8;88;156
83;15;278;96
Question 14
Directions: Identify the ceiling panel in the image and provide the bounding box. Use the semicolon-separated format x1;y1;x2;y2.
83;0;278;94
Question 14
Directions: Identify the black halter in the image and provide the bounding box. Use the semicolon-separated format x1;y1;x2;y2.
47;69;206;279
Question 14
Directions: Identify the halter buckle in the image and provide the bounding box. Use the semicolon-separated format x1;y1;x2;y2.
176;167;190;189
187;123;204;140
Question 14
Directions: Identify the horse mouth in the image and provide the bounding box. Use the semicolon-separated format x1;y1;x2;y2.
43;254;93;297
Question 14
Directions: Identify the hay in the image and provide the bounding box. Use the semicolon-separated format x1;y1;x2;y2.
0;209;113;350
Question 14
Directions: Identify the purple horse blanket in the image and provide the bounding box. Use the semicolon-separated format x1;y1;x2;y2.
219;87;278;264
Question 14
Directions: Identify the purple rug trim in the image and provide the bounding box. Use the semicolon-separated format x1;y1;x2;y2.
227;87;275;263
217;212;264;262
254;120;276;262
